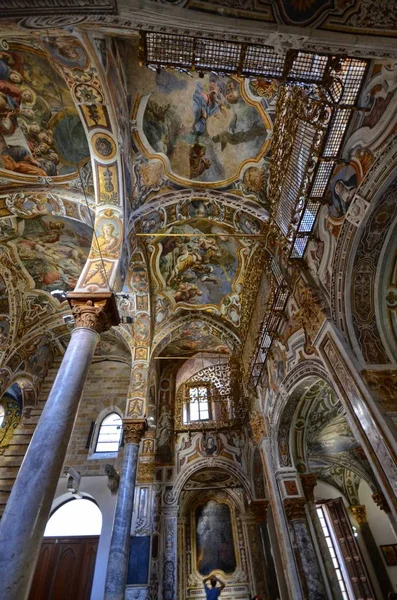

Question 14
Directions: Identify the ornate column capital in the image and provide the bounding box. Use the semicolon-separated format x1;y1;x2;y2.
284;497;306;521
67;292;119;333
300;472;318;502
350;504;368;524
372;491;391;513
123;418;147;445
250;499;269;523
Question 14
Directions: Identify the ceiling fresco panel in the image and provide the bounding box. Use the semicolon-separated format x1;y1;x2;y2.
132;69;273;188
0;42;90;182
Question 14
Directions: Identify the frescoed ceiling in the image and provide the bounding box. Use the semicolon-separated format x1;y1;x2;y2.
294;378;376;503
151;0;397;37
129;54;275;209
134;70;272;187
155;318;237;358
3;215;93;294
0;41;90;183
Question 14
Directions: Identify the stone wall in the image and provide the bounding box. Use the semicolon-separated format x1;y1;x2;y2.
63;358;130;477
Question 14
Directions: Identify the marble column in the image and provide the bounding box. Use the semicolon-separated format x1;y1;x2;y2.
0;293;119;600
162;507;178;600
350;503;394;598
300;473;342;600
104;418;147;600
250;500;280;600
260;438;304;600
283;497;327;600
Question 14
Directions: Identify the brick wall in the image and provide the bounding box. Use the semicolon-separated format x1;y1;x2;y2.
64;358;130;476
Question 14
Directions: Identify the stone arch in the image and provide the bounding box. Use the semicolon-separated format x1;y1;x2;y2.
31;33;129;293
275;366;378;503
151;313;241;359
170;458;253;506
331;139;397;364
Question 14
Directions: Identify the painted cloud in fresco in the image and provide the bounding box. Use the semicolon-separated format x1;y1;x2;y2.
139;71;271;185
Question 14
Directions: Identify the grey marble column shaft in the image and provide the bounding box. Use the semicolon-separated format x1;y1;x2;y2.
162;507;178;600
0;326;100;600
104;441;140;600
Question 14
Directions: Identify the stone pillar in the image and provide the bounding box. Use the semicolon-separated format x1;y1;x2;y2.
283;497;327;600
350;504;394;598
104;418;147;600
177;517;187;600
0;293;119;600
250;500;280;600
162;507;178;600
260;438;304;600
242;506;268;599
300;473;342;600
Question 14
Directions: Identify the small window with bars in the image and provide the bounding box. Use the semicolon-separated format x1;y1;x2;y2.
95;412;122;453
185;385;211;423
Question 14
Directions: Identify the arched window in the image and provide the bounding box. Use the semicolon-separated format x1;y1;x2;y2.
44;498;102;537
0;405;4;428
95;412;122;453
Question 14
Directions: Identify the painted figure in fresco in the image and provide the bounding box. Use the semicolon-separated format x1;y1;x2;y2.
142;71;270;183
0;47;89;178
95;223;119;255
203;576;225;599
192;78;227;136
205;436;217;456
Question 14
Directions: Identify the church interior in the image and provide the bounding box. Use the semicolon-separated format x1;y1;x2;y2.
1;2;397;599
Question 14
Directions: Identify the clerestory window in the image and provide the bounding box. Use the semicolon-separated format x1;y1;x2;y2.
95;412;122;453
187;385;210;423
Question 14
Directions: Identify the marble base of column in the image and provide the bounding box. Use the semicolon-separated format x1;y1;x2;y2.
104;419;146;600
0;327;100;600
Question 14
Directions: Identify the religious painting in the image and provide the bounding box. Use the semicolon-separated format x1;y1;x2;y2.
195;500;236;575
41;37;89;69
136;70;271;186
150;220;247;315
90;214;122;258
380;544;397;566
10;215;93;293
327;163;360;220
0;46;90;178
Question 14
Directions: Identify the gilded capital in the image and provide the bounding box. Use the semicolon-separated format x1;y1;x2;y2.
67;292;119;333
350;504;367;524
284;497;306;521
250;500;269;523
123;418;147;444
300;473;317;503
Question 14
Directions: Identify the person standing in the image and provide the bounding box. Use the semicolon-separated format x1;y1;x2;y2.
203;575;225;599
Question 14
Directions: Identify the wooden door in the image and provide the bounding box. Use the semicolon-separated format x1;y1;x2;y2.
29;536;99;600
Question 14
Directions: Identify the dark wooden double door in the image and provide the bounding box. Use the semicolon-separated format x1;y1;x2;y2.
29;536;99;600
